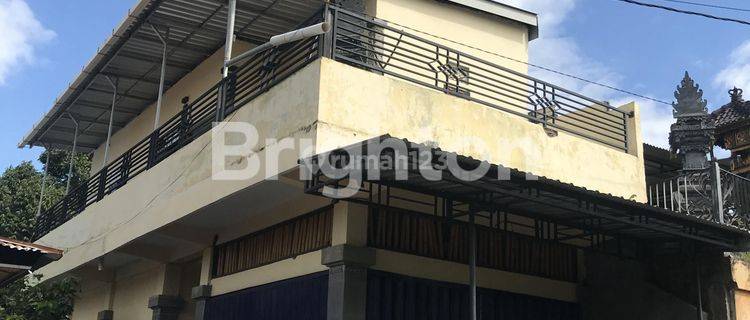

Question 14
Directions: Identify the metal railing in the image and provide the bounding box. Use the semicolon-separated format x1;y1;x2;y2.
32;34;321;240
34;6;635;239
325;6;630;151
647;164;750;229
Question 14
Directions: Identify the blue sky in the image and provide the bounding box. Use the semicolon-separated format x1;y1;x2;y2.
0;0;748;170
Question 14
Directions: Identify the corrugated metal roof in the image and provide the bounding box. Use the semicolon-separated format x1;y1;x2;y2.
18;0;324;153
0;237;62;255
304;135;750;251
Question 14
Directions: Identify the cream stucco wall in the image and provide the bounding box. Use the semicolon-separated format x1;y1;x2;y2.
373;0;530;73
71;280;112;320
735;259;750;320
90;42;252;172
39;56;646;283
36;59;324;281
315;58;646;201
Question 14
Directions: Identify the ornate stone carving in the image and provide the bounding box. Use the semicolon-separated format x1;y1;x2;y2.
668;72;715;171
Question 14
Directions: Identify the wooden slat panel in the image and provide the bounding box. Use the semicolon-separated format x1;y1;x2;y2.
368;207;578;282
213;206;333;277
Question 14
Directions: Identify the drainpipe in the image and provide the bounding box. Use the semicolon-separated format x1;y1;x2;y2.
103;76;117;167
149;24;168;130
222;0;237;78
35;149;50;218
65;113;79;195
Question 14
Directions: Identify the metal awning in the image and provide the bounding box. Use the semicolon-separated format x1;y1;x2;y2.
303;136;750;252
0;237;62;287
18;0;324;153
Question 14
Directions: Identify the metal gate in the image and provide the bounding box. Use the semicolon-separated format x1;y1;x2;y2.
206;272;328;320
367;271;580;320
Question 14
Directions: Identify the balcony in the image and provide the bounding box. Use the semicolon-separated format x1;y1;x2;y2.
33;6;636;241
647;163;750;229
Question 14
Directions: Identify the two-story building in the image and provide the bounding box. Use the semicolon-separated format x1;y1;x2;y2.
18;1;750;319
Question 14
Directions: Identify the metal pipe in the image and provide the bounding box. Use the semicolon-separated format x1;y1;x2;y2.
696;258;703;320
36;149;50;218
149;24;168;130
222;0;237;78
65;113;79;195
225;22;330;68
468;210;477;320
103;76;117;167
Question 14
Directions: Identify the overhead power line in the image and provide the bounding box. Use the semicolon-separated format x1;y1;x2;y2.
660;0;750;13
616;0;750;26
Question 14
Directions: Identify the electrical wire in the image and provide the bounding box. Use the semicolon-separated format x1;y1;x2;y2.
616;0;750;26
659;0;750;13
367;12;673;106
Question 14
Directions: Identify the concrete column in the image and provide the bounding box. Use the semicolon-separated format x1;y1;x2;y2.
322;245;375;320
191;247;214;320
331;202;368;247
325;201;374;320
148;295;184;320
149;263;184;320
96;310;114;320
191;285;212;320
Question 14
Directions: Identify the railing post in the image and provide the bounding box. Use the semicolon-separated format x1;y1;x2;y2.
97;169;107;201
121;151;132;185
179;96;191;146
215;80;226;122
320;5;334;58
147;130;160;169
710;161;724;224
225;66;238;113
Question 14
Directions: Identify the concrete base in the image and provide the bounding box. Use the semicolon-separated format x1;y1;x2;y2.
191;285;212;320
148;295;184;320
96;310;114;320
322;245;375;320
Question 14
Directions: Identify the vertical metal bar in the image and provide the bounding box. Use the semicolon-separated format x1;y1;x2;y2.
662;182;667;209
103;76;117;167
669;180;674;211
65;113;79;195
648;185;653;206
35;149;51;218
711;161;724;223
696;259;703;320
684;176;690;212
222;0;237;78
149;24;168;130
468;210;477;320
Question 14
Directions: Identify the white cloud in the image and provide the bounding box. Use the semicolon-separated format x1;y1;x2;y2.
0;0;55;85
714;40;750;93
499;0;674;147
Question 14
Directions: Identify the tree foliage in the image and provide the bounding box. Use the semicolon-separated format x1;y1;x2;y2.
0;149;90;319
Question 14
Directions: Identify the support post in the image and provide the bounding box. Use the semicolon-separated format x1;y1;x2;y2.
222;0;237;78
103;76;118;167
696;258;703;320
468;210;477;320
35;149;50;218
711;160;724;224
150;24;169;130
322;245;374;320
65;113;79;195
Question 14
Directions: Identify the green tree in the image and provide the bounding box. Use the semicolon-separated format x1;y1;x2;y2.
0;149;90;319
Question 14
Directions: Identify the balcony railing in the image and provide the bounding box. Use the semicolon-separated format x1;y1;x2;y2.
32;33;322;240
325;6;630;151
34;6;633;240
647;163;750;229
